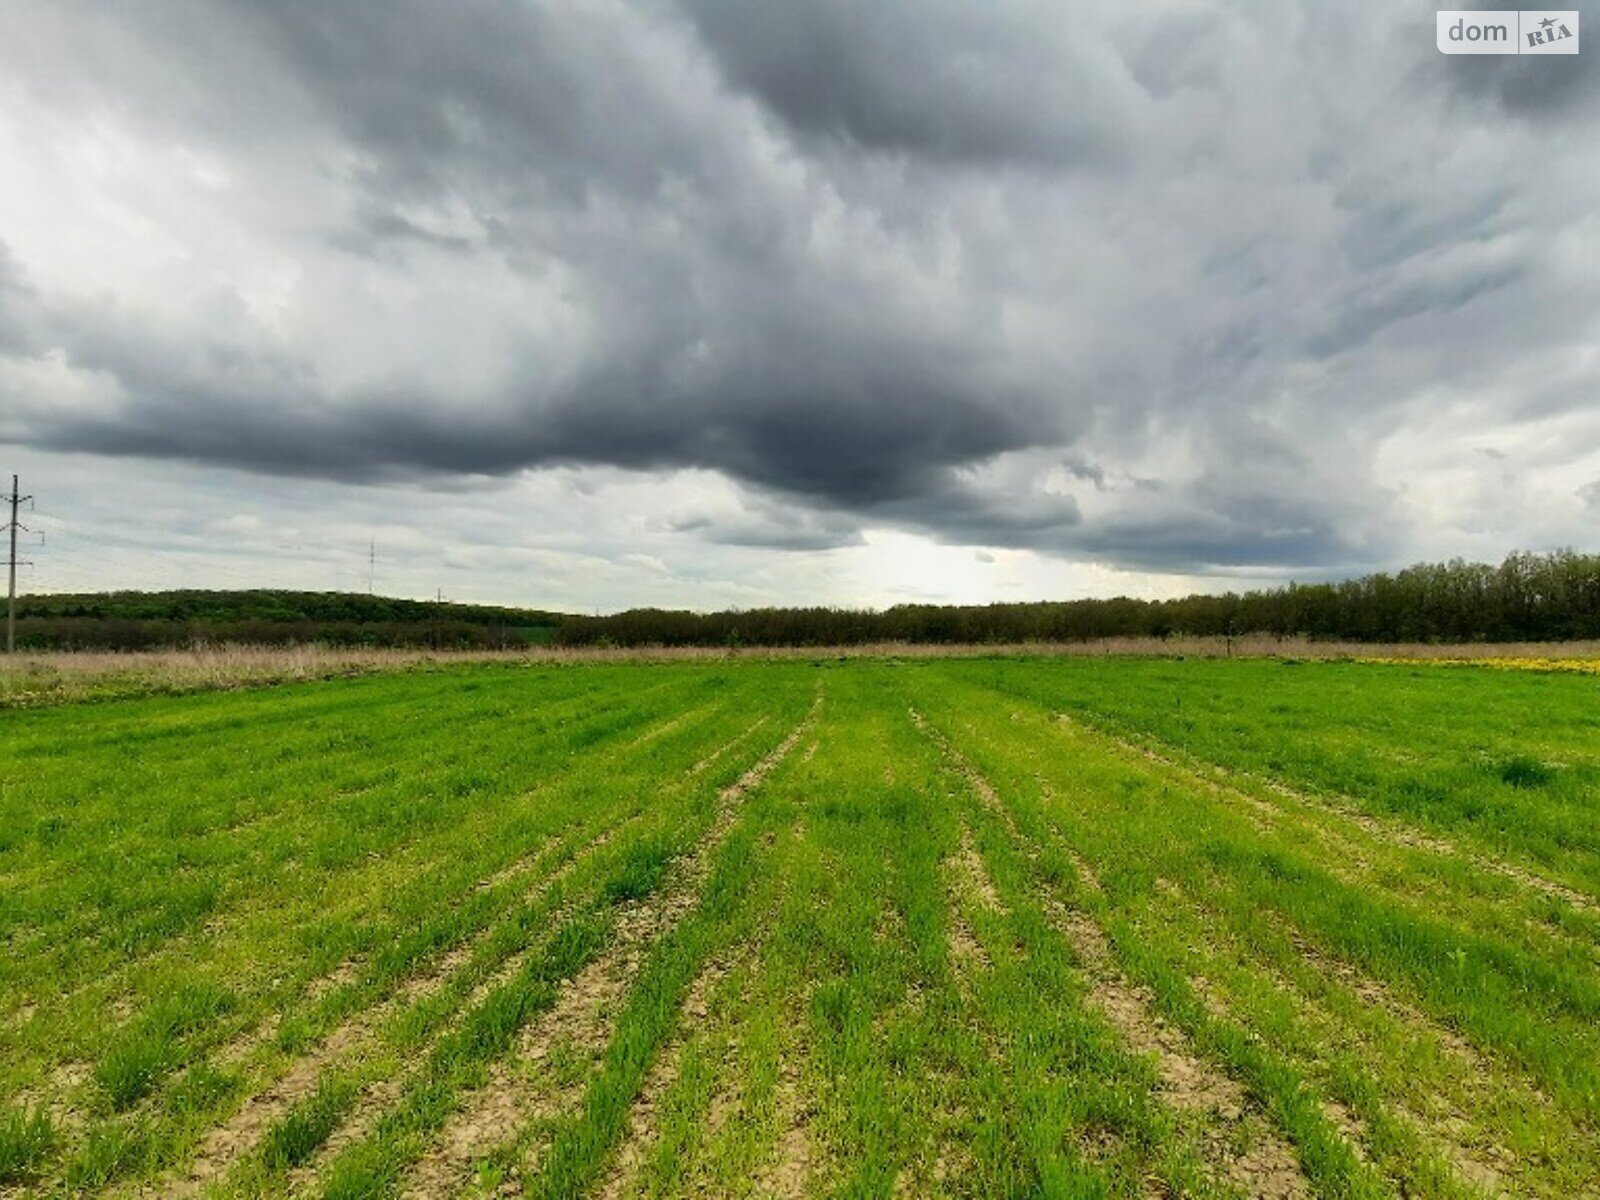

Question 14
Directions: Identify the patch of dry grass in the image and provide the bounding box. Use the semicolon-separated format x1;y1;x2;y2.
0;645;512;707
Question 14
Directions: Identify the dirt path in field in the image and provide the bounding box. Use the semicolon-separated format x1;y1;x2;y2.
1267;963;1514;1196
398;698;819;1199
595;901;817;1200
1058;712;1598;918
910;709;1314;1200
689;716;768;776
587;738;818;1200
751;1032;818;1200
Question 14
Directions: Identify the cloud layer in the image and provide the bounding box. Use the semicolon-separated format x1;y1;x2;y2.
0;0;1597;596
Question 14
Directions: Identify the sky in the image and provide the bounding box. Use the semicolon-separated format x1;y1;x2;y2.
0;1;1596;612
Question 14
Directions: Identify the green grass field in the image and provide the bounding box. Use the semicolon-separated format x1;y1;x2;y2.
1;656;1597;1198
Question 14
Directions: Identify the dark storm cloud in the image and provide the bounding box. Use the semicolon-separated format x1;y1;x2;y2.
17;268;1061;516
1;0;1596;576
0;0;1076;525
1121;9;1225;101
230;0;710;204
1069;513;1365;576
676;0;1131;167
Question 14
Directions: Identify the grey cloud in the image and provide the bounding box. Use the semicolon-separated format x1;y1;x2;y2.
1069;513;1370;575
0;0;1596;581
0;245;42;355
332;208;482;258
677;0;1132;168
1062;456;1108;491
1120;8;1226;100
874;481;1082;550
1304;259;1524;359
1336;193;1510;273
664;500;865;552
234;1;698;204
17;270;1063;513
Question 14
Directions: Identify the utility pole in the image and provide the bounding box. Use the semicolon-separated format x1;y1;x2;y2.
5;475;34;654
368;538;376;595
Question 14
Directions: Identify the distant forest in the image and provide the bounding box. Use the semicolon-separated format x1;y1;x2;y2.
12;590;563;650
11;550;1600;650
559;550;1600;648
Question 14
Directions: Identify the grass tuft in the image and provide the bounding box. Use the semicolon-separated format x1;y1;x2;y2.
94;979;234;1109
0;1105;56;1183
603;835;676;906
261;1077;357;1169
1498;755;1554;789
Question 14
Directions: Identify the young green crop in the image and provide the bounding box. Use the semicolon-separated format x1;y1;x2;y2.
1;656;1596;1198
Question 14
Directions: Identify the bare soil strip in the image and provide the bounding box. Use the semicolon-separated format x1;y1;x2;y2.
1058;713;1597;917
622;705;708;753
284;874;615;1190
1044;895;1310;1200
906;712;1020;846
749;983;821;1200
596;830;807;1200
942;825;1000;971
398;904;650;1198
956;825;1006;915
756;1071;815;1200
910;709;1314;1200
398;699;818;1198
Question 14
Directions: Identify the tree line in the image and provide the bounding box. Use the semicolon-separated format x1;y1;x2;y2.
12;590;559;650
12;551;1600;650
553;551;1600;648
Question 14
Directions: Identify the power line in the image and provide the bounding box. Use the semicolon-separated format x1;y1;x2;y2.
5;474;35;654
